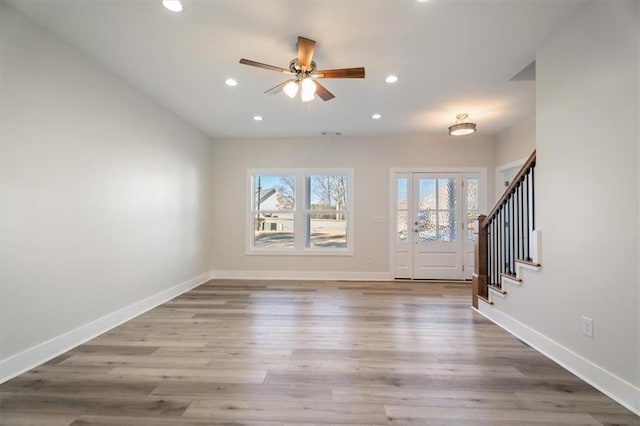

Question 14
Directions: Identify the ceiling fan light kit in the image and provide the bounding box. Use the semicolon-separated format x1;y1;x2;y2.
300;78;317;102
283;80;299;98
239;36;365;103
448;113;477;136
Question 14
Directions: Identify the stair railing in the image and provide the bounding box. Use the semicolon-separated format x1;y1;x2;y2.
473;150;536;307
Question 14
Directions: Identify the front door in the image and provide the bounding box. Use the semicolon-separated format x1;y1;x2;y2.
394;172;479;280
412;173;463;279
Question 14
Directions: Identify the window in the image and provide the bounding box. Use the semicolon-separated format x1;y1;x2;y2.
248;169;353;255
251;174;295;249
416;177;457;243
466;177;479;243
396;178;408;242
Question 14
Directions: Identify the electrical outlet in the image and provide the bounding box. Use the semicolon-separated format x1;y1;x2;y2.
366;256;373;264
582;316;593;338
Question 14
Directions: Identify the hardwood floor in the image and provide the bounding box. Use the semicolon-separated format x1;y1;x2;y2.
1;280;638;425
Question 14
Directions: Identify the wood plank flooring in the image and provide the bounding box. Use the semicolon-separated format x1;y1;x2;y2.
1;280;638;425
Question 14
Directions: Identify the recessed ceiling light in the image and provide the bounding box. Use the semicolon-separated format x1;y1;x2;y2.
162;0;183;12
225;78;238;87
385;75;398;84
253;115;263;121
372;113;382;120
417;0;429;3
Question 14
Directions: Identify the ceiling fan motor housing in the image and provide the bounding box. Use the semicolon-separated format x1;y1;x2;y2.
289;59;317;75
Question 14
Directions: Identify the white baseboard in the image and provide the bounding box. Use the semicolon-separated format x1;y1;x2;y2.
0;271;213;384
211;270;393;281
475;305;640;416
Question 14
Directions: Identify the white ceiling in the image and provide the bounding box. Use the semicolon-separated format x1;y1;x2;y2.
9;0;587;139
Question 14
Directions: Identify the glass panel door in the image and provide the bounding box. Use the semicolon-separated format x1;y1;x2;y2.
412;173;463;280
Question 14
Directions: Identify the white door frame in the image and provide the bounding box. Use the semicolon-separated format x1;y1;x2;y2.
389;167;487;280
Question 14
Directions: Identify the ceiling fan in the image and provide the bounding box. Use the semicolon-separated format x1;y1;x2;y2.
239;36;365;102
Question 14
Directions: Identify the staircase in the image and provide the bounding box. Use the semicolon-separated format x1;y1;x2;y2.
472;150;540;307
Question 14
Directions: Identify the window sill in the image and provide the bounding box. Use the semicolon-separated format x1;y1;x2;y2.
246;248;354;257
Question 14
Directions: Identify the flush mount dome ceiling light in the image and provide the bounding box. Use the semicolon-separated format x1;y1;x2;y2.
448;113;477;136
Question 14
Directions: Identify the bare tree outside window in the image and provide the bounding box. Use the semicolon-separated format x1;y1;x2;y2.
276;176;295;210
311;176;346;220
308;175;348;248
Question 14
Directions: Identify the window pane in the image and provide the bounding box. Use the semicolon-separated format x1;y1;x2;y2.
254;212;294;248
308;212;347;248
467;210;478;243
416;210;436;242
309;175;348;210
397;210;408;242
397;178;408;209
418;179;436;210
437;178;456;210
254;175;295;211
467;178;478;211
438;211;456;242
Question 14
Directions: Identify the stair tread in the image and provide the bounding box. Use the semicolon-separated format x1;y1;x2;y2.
501;273;522;282
488;285;507;295
516;259;541;267
478;295;493;305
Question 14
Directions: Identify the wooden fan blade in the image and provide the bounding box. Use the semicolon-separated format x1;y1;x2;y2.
315;67;365;79
314;81;335;101
265;79;294;95
297;36;316;71
239;58;290;74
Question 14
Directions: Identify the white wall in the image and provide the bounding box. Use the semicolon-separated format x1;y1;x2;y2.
493;116;536;201
487;0;639;410
638;2;640;405
211;135;495;277
495;116;536;167
0;2;213;369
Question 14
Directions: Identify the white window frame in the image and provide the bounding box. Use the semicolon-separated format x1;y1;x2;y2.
246;168;354;256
